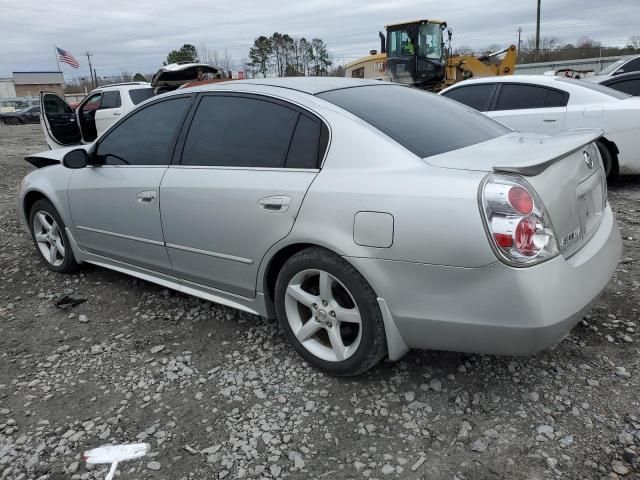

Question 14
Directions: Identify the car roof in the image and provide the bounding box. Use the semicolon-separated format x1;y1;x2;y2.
448;75;564;86
94;82;150;91
176;77;391;95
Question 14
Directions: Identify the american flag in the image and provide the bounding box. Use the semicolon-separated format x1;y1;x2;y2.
56;47;80;68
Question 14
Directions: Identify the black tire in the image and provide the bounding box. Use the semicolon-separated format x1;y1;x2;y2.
596;141;615;178
274;247;387;376
29;199;79;273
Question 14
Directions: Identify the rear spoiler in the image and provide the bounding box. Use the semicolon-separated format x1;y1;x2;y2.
492;129;603;176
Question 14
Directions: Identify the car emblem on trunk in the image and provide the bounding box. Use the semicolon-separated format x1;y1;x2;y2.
583;150;594;169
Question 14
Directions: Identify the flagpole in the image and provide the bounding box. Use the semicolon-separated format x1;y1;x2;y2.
53;44;61;72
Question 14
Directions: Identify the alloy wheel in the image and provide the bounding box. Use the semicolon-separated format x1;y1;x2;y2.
284;269;362;362
33;211;65;267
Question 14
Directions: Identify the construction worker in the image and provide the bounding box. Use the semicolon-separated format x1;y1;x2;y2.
405;35;415;56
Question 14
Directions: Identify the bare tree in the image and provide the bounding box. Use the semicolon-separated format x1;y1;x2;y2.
576;36;601;48
628;35;640;50
453;45;475;56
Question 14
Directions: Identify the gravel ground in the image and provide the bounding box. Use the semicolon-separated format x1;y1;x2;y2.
0;124;639;480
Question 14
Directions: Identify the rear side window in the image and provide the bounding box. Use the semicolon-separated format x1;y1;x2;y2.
318;85;509;158
545;89;569;107
495;84;548;110
286;114;322;168
606;78;640;96
96;97;191;166
182;95;308;168
129;88;154;105
100;90;122;109
442;84;495;111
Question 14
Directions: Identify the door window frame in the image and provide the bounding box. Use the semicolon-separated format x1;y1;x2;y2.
488;83;570;111
172;91;330;171
90;93;196;168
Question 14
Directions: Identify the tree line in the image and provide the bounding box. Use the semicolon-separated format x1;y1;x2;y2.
454;35;640;65
248;33;332;78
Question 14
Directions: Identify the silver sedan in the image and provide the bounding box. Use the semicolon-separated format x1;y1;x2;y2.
19;78;622;376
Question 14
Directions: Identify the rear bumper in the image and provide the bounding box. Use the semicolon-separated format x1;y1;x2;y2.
347;205;622;356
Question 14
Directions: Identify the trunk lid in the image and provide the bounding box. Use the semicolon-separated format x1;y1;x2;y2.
151;63;223;94
427;129;606;258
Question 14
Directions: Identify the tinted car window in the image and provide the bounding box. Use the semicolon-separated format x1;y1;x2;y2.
544;89;569;107
556;77;630;99
318;85;509;158
619;57;640;74
44;95;73;114
607;78;640;96
100;90;121;109
129;88;154;105
442;84;495;111
286;114;322;169
495;84;548;110
96;97;191;166
182;95;299;168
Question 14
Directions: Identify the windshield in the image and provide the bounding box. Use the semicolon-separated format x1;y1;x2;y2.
318;85;509;158
598;58;626;76
418;23;442;59
388;23;443;59
556;77;631;99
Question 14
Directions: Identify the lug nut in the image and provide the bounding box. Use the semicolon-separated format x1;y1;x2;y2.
312;303;317;310
327;322;332;328
322;300;328;306
330;311;336;318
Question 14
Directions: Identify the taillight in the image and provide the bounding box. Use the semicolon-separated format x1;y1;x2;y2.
480;174;559;266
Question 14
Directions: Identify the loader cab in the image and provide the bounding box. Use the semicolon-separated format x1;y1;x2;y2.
385;20;446;88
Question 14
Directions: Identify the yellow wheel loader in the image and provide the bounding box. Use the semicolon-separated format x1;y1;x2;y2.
346;19;517;92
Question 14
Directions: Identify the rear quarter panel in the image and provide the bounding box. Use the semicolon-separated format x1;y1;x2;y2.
282;113;496;268
565;101;640;173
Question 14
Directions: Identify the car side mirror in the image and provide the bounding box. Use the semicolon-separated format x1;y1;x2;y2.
62;149;89;169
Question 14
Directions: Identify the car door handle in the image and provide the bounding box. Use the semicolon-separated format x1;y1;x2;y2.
258;195;291;213
136;191;157;204
542;119;557;122
113;112;121;116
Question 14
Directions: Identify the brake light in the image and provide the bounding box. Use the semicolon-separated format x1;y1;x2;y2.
480;174;559;266
507;186;533;215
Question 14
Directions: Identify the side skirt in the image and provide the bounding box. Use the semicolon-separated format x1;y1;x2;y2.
65;228;266;317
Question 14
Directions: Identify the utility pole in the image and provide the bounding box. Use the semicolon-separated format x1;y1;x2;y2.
535;0;541;62
517;27;523;62
86;51;95;89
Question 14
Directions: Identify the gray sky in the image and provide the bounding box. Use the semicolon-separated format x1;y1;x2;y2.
1;0;639;78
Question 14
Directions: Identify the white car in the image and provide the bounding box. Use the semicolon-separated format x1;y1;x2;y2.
586;54;640;83
40;63;224;150
40;82;153;149
440;75;640;177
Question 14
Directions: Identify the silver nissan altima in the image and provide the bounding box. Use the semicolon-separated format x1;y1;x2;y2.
19;78;622;376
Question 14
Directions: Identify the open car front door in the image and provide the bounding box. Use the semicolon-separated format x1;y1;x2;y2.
40;92;82;149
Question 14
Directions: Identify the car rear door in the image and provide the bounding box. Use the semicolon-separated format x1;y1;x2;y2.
94;90;125;137
39;92;81;149
68;95;193;273
160;93;326;297
487;83;568;134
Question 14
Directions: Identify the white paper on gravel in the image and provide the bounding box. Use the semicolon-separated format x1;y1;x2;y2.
83;443;150;480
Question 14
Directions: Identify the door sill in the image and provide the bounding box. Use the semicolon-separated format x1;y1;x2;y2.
82;252;263;317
